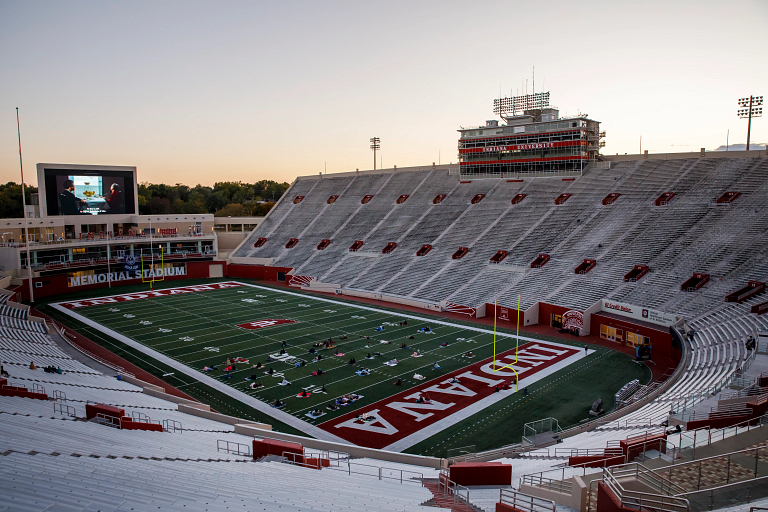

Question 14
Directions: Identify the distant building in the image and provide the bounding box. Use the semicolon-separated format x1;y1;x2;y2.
458;92;604;178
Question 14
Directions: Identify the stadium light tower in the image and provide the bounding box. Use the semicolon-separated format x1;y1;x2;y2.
370;137;380;170
738;95;763;151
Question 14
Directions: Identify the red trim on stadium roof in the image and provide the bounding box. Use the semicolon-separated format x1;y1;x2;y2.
459;128;585;143
459;140;584;154
460;155;588;166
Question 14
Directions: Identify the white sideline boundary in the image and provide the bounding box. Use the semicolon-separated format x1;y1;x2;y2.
51;280;590;448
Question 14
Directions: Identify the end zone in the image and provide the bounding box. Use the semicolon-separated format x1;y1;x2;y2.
319;340;590;451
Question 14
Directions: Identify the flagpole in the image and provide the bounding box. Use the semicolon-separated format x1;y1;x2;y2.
16;108;34;303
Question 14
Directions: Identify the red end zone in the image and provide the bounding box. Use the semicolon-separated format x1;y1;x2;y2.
237;319;296;329
319;341;581;449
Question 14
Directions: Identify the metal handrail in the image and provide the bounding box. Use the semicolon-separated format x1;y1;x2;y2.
53;402;76;418
603;464;690;512
163;419;183;433
95;413;121;428
499;488;556;512
438;474;471;512
52;390;66;401
216;439;250;456
675;413;768;458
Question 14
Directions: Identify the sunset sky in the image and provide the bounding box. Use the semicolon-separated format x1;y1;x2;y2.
1;0;766;187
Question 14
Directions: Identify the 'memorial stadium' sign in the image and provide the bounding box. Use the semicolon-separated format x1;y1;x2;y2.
601;299;676;327
67;263;187;288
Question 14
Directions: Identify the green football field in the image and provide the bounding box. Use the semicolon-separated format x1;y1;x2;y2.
50;280;650;456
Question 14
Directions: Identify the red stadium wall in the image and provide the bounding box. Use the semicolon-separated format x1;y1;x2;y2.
591;312;675;361
538;303;577;327
15;261;224;301
226;264;293;282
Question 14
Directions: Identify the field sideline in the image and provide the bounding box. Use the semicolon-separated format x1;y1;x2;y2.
51;280;649;454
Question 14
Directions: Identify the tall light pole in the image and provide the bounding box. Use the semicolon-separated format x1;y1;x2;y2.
738;95;763;151
370;137;380;170
16;108;34;303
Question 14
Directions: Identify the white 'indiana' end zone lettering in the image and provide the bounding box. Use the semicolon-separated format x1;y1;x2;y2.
57;281;244;309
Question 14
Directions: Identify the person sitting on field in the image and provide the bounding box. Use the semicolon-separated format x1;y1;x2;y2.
339;335;347;340
282;340;287;347
267;367;274;375
463;351;474;358
400;342;408;349
254;362;263;369
366;352;373;359
249;381;263;389
265;355;274;362
279;377;291;386
313;341;323;347
433;361;442;369
249;373;260;380
412;350;421;357
406;335;415;340
224;373;232;379
320;385;327;393
375;326;384;331
279;349;286;355
373;351;383;357
308;348;316;354
393;378;402;386
440;342;448;347
203;366;214;372
311;409;323;416
334;348;341;356
327;403;339;411
449;376;460;384
348;357;356;365
361;335;370;340
273;399;285;408
299;390;310;398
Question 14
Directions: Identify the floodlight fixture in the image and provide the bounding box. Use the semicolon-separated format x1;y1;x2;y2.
737;95;763;151
370;137;380;170
494;91;550;117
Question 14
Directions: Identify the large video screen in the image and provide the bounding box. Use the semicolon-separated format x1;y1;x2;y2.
43;169;136;216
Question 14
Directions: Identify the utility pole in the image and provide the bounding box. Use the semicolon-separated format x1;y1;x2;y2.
370;137;380;170
738;95;763;151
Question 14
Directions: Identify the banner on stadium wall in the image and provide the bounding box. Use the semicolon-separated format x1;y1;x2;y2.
601;299;676;327
67;263;187;288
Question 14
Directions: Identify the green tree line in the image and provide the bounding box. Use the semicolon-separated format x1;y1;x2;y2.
0;183;38;218
138;180;290;216
0;180;289;218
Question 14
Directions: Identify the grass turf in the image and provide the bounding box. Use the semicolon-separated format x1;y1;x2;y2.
41;278;650;454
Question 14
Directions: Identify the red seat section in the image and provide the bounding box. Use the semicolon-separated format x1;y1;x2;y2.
602;193;620;205
349;240;364;252
120;417;164;432
0;383;48;401
511;193;526;204
416;244;432;256
555;193;571;205
86;403;125;421
293;196;304;204
716;191;740;204
326;195;338;204
382;242;397;254
530;254;550;268
252;438;304;462
452;247;469;259
752;302;768;315
361;195;373;204
490;250;508;263
575;259;596;274
725;281;765;303
285;238;299;249
681;273;710;292
624;265;649;282
253;237;267;248
449;462;511;486
433;194;446;204
316;239;331;250
396;195;409;204
655;192;676;206
471;194;485;204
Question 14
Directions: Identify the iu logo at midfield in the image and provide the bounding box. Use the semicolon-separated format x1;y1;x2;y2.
237;319;296;330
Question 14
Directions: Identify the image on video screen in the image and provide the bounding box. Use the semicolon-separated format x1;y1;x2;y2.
54;175;127;215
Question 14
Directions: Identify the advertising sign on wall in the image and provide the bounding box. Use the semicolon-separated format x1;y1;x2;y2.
601;299;676;327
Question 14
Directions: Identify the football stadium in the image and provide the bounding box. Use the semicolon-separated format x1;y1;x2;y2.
2;5;768;511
